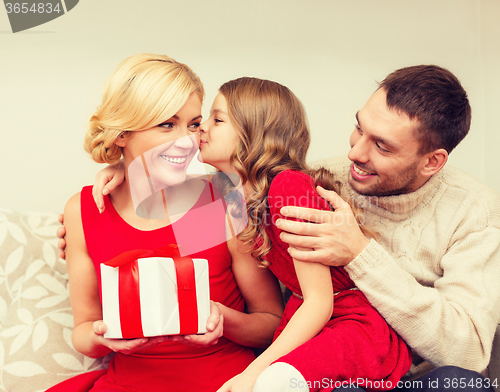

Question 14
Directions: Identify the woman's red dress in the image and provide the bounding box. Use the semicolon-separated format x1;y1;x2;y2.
48;184;254;392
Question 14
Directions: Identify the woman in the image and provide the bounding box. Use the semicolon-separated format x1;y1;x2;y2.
50;55;283;392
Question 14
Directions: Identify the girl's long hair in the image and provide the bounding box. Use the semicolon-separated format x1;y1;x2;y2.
216;77;373;265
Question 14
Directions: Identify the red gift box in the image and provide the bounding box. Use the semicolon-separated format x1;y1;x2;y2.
100;245;210;339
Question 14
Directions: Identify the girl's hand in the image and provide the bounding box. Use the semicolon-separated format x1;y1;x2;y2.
170;301;224;347
217;371;259;392
92;321;167;354
92;160;125;213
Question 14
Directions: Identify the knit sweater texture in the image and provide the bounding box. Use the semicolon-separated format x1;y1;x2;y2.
313;156;500;377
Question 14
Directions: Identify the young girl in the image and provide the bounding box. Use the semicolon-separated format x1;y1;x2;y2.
64;76;412;392
50;56;283;392
201;78;412;392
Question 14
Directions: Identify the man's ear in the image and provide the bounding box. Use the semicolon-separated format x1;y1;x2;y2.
420;148;448;177
114;131;129;148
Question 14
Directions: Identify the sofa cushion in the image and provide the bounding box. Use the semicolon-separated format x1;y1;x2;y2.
0;208;110;392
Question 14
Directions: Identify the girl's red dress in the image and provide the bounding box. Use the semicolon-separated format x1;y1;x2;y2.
265;170;412;392
48;184;254;392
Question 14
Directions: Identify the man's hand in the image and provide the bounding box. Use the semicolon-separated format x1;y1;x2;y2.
57;214;66;260
277;186;370;266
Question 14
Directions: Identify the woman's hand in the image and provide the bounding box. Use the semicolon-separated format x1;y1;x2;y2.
170;301;224;347
92;160;125;213
92;301;223;353
92;321;167;354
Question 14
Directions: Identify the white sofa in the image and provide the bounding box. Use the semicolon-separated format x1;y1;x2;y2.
0;207;498;391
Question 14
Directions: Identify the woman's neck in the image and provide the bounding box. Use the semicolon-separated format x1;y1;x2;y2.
110;175;205;231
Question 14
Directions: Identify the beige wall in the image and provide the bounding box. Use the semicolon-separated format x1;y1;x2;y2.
1;0;499;213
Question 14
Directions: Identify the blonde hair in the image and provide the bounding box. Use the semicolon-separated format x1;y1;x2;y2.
84;53;204;163
217;77;373;265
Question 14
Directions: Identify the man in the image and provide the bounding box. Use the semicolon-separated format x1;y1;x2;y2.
262;65;500;391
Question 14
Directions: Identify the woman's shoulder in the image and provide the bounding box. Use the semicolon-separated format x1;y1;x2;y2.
65;191;81;213
63;191;83;234
65;186;96;221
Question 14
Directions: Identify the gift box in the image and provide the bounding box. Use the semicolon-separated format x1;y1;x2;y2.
100;245;210;339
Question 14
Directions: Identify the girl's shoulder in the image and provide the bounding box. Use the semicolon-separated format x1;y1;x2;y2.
272;169;311;181
270;170;315;196
268;170;329;211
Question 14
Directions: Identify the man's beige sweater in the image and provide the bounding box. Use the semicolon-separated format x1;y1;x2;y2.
315;156;500;377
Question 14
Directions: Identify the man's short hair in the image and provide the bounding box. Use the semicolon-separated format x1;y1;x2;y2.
379;65;471;154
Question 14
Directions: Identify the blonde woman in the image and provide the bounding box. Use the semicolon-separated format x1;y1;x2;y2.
49;56;282;392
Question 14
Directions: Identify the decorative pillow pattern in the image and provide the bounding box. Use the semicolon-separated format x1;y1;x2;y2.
0;208;110;392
